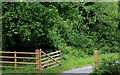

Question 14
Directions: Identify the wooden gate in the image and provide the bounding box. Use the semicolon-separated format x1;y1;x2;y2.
0;49;61;71
38;49;61;71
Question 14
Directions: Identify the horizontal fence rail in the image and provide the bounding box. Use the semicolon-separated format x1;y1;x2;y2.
0;61;38;64
0;49;61;71
0;51;37;54
0;56;36;59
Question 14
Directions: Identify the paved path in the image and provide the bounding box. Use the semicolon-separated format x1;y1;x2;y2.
61;65;92;74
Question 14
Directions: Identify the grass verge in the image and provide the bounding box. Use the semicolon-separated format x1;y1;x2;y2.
1;53;118;73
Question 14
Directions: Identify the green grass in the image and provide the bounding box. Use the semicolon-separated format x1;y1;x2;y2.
1;53;118;73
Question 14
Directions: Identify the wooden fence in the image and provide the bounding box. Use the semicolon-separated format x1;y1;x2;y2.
0;49;61;71
94;50;98;68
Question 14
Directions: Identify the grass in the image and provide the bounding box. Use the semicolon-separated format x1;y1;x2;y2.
1;53;118;73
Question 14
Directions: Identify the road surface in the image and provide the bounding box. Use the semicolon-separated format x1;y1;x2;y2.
60;65;92;74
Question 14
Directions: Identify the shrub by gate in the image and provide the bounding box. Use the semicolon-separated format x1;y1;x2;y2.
0;49;61;71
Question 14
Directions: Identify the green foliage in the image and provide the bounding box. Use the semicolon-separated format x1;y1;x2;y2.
47;2;119;55
2;2;119;56
91;57;120;75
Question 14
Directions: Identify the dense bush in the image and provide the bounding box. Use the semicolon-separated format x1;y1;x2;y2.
91;57;120;75
2;2;119;56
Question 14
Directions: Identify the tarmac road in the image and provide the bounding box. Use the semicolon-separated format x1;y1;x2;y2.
59;65;92;75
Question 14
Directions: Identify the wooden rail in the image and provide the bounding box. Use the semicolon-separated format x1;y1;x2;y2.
41;54;60;61
41;57;60;64
0;66;39;69
0;49;61;71
47;51;60;55
0;66;25;69
0;56;36;59
0;61;38;64
0;51;37;54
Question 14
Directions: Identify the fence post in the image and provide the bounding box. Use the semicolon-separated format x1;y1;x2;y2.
14;51;17;69
39;49;41;69
60;49;61;66
94;50;98;68
36;49;39;69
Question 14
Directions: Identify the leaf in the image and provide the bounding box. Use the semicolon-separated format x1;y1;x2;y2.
14;32;18;34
